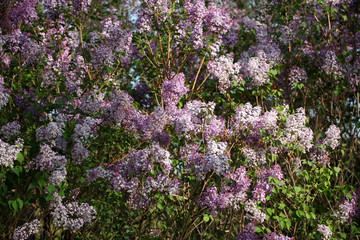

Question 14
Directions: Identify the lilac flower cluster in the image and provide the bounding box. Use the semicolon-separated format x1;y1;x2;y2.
0;76;10;110
243;147;266;167
1;121;21;140
244;199;266;223
263;232;294;240
323;125;341;150
2;0;38;30
90;18;132;68
33;144;67;171
88;143;180;209
207;54;241;93
174;100;225;141
72;0;92;13
288;66;307;89
240;53;272;86
281;108;313;152
236;222;260;240
317;224;332;240
199;166;251;214
13;219;40;240
204;140;230;176
310;146;330;165
172;0;232;52
0;138;23;168
321;50;343;76
162;72;189;113
52;193;97;232
253;165;284;202
334;191;359;224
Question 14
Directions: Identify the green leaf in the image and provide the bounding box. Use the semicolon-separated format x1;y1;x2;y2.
37;177;46;189
17;198;23;210
17;153;24;163
203;214;210;223
278;203;285;210
47;185;56;194
334;167;341;175
28;182;38;190
11;200;18;212
280;220;286;229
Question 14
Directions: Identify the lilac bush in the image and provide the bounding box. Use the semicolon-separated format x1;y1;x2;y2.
0;0;359;239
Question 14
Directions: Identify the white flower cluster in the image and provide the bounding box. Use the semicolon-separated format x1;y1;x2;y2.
317;224;332;240
243;147;266;167
13;219;40;240
244;199;266;223
0;138;23;168
207;54;241;93
204;140;230;176
52;193;97;232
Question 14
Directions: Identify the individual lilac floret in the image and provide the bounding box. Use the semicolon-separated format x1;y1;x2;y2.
243;148;266;167
323;125;341;150
13;219;40;240
237;222;260;240
0;138;23;168
334;191;359;224
244;199;266;223
1;121;21;140
263;232;294;240
317;224;332;240
207;54;241;93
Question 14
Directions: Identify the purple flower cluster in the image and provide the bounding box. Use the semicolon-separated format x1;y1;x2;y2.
2;0;38;30
52;193;97;232
162;72;189;114
1;121;21;140
244;199;266;223
199;166;251;214
33;144;67;171
204;140;230;176
237;222;260;240
72;0;92;13
13;219;40;240
334;191;360;224
288;66;307;89
90;18;132;68
263;232;294;240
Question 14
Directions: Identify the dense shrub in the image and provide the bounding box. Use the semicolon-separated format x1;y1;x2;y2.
0;0;359;239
